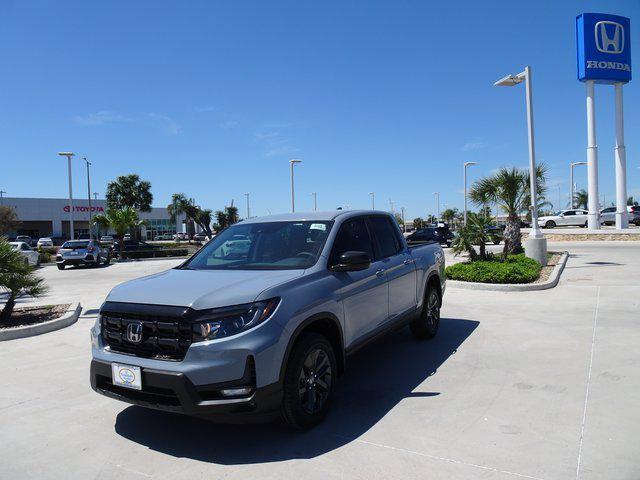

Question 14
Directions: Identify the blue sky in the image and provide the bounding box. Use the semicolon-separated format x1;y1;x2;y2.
1;0;639;219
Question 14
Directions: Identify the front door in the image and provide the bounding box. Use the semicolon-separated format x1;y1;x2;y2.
329;217;389;347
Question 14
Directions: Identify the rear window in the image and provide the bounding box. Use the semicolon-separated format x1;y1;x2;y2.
62;241;89;249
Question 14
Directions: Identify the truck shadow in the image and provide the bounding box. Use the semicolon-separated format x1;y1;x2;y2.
115;317;479;464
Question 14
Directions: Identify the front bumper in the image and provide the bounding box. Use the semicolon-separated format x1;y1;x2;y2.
90;358;282;421
57;254;98;265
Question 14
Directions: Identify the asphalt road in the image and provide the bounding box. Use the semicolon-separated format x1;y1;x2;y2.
1;242;639;479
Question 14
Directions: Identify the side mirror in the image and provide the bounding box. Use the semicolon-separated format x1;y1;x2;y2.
559;213;565;217
330;251;371;272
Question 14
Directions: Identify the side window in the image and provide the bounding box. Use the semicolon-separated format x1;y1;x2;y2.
368;216;401;259
329;218;374;266
564;210;576;216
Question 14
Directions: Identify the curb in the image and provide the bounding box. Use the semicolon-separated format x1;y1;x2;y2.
0;302;82;341
447;252;569;292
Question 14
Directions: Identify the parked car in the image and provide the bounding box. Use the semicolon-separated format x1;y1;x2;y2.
113;239;162;255
538;209;589;228
15;235;35;247
56;240;110;269
10;242;40;266
100;235;115;246
406;225;454;247
601;206;640;226
154;234;174;241
484;225;505;245
91;210;446;428
192;233;210;242
37;237;54;248
173;233;189;241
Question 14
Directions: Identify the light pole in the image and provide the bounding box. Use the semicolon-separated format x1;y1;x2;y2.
58;152;75;239
369;192;375;210
614;83;629;229
463;162;477;225
289;159;302;213
570;161;587;208
0;190;5;205
244;193;250;219
83;157;93;240
311;192;317;211
495;65;546;264
401;207;406;233
433;192;440;223
93;192;98;201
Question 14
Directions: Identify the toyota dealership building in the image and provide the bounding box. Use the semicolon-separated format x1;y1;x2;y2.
3;197;187;240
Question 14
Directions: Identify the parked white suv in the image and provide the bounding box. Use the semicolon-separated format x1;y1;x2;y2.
601;206;640;226
538;209;589;228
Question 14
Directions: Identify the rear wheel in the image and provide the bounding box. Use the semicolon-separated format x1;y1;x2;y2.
411;285;441;339
281;332;336;429
57;263;65;270
545;220;556;229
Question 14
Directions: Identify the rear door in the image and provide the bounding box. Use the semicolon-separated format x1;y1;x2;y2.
329;217;389;346
367;215;417;322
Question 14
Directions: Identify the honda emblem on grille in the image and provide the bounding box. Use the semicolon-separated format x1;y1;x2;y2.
126;322;144;344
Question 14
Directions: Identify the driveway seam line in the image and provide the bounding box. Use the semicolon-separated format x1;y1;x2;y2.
575;285;600;479
338;435;547;480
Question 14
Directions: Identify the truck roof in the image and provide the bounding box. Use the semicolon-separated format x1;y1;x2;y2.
240;210;392;224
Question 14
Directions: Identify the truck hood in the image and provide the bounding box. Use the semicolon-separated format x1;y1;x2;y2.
105;268;305;310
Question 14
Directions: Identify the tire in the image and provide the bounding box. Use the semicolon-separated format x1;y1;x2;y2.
57;264;65;270
582;221;588;228
545;220;556;229
410;284;441;339
281;332;337;430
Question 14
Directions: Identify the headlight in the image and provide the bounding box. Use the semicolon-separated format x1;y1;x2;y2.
192;298;280;343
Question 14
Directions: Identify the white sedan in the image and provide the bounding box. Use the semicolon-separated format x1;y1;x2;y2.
538;209;589;229
37;237;53;248
10;242;40;266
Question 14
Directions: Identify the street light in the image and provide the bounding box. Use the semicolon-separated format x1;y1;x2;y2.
401;207;406;233
495;65;546;264
82;157;94;240
369;192;375;210
0;190;5;205
311;192;317;211
570;161;587;208
58;152;75;239
463;161;477;225
244;193;250;219
289;159;302;213
433;192;440;223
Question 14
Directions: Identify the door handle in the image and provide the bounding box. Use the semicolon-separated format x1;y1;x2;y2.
403;259;413;265
375;269;386;277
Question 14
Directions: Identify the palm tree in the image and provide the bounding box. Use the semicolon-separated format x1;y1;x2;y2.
450;213;493;261
573;189;588;209
106;174;153;212
92;208;144;242
628;196;638;207
92;213;110;238
469;165;547;256
213;205;240;233
441;208;459;226
413;217;425;229
0;238;47;322
168;193;214;237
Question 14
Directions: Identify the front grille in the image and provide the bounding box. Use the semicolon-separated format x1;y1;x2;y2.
101;310;193;361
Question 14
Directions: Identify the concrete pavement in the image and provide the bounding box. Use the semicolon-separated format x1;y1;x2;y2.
1;242;638;479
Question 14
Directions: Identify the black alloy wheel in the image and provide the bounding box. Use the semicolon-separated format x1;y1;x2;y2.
410;286;440;339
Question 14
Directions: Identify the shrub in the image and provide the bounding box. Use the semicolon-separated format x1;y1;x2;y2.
445;254;542;284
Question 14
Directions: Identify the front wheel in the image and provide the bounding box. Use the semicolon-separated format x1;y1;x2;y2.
57;264;65;270
281;332;336;429
545;220;556;229
411;285;441;339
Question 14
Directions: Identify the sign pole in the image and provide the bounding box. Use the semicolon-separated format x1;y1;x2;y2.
585;80;600;230
614;82;629;229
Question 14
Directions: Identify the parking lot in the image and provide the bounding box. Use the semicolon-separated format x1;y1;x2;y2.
1;241;639;479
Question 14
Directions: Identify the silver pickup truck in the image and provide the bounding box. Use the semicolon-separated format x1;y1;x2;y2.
91;210;445;428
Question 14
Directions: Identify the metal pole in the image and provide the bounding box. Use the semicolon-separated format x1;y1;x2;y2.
244;193;250;219
570;164;574;209
614;83;628;229
0;190;5;205
523;66;542;239
586;80;600;229
401;207;406;233
93;192;98;201
434;192;440;222
67;156;74;239
290;162;295;213
84;158;93;240
463;165;468;225
311;192;317;211
370;192;375;210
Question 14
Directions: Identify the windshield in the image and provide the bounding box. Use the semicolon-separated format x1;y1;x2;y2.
183;221;332;270
62;241;90;249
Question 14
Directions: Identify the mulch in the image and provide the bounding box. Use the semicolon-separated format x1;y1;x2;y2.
0;304;71;329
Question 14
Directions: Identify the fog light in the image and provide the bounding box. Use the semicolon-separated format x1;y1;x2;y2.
220;387;252;397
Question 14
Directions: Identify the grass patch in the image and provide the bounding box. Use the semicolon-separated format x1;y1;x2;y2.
445;254;542;284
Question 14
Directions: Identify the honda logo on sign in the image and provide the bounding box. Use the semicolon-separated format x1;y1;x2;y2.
595;21;624;54
126;322;144;344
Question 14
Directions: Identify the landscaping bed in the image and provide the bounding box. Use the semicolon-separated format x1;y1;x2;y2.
0;304;70;329
445;253;542;284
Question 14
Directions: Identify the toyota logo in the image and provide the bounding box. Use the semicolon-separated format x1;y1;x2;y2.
125;322;144;344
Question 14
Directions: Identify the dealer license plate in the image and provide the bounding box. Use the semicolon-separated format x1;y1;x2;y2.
111;363;142;390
